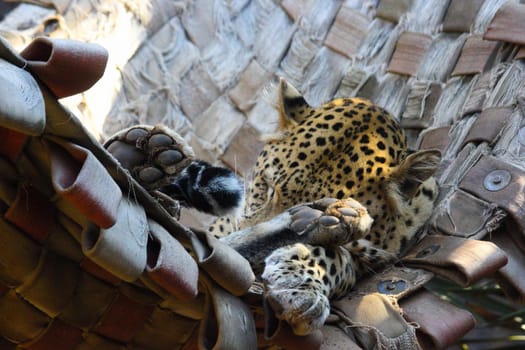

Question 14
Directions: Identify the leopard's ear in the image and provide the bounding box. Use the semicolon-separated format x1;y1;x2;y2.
278;77;314;128
391;149;441;199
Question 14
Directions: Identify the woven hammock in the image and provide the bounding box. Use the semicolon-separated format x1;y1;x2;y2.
0;0;525;349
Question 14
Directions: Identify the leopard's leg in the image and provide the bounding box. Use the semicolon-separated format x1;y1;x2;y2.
220;198;372;274
104;124;244;218
231;198;372;335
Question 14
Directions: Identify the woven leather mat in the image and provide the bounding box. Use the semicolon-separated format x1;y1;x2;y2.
2;0;525;349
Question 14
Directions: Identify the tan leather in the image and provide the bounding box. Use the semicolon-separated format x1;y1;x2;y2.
4;184;55;243
376;0;413;23
418;126;451;153
388;32;433;76
0;127;29;163
460;155;525;235
461;107;513;147
451;35;500;76
484;2;525;45
402;235;507;286
0;59;45;135
146;219;199;301
81;198;148;282
192;229;255;297
400;289;475;350
320;325;362;350
20;37;108;98
442;0;485;33
47;138;122;229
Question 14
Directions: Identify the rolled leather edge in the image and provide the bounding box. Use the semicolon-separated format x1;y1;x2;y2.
81;198;148;282
400;289;476;349
47;138;122;229
402;235;508;286
491;229;525;303
20;37;108;99
192;229;255;296
0;60;45;136
199;279;257;350
145;219;199;301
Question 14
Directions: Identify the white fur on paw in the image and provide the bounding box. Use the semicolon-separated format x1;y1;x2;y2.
262;243;331;335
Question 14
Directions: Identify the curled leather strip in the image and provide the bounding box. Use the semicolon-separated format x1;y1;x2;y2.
484;2;525;45
192;229;255;296
402;235;508;286
20;37;108;99
461;107;513;148
81;198;148;283
400;289;475;349
0;60;45;135
47;138;122;229
146;219;199;301
199;279;257;350
491;229;525;303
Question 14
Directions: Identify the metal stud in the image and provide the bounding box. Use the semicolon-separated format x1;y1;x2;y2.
483;169;511;192
377;279;407;294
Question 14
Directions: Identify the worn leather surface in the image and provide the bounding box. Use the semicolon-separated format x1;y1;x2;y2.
403;235;507;286
20;37;108;98
401;289;476;349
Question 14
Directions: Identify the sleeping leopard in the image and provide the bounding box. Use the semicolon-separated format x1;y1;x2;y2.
105;78;441;336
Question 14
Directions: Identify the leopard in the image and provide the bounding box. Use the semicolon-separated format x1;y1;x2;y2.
105;77;441;337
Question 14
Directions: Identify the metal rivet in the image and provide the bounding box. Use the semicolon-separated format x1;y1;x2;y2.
483;169;511;192
416;244;440;258
377;279;407;294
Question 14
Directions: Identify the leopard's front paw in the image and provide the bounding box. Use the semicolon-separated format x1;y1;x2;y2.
262;243;331;336
288;197;373;246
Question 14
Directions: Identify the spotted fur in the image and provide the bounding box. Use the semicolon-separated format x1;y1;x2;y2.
209;78;441;335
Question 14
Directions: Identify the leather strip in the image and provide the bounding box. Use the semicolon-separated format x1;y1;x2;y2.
402;235;507;286
5;184;55;243
418;126;451;152
491;229;525;303
0;127;30;163
516;46;525;60
95;292;154;343
16;250;80;317
199;281;257;350
192;229;255;296
442;0;484;33
332;293;419;350
20;37;108;98
400;289;475;349
47;139;122;229
432;188;504;239
0;218;41;287
376;0;413;23
451;35;500;76
20;319;83;350
60;272;118;330
146;219;199;301
388;32;432;76
0;290;51;343
324;5;369;58
81;198;148;282
484;2;525;45
0;60;45;136
461;107;513;147
79;257;121;286
459;155;525;235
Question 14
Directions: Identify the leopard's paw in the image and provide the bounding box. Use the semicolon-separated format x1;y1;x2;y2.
104;124;194;190
262;243;335;336
288;197;373;246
